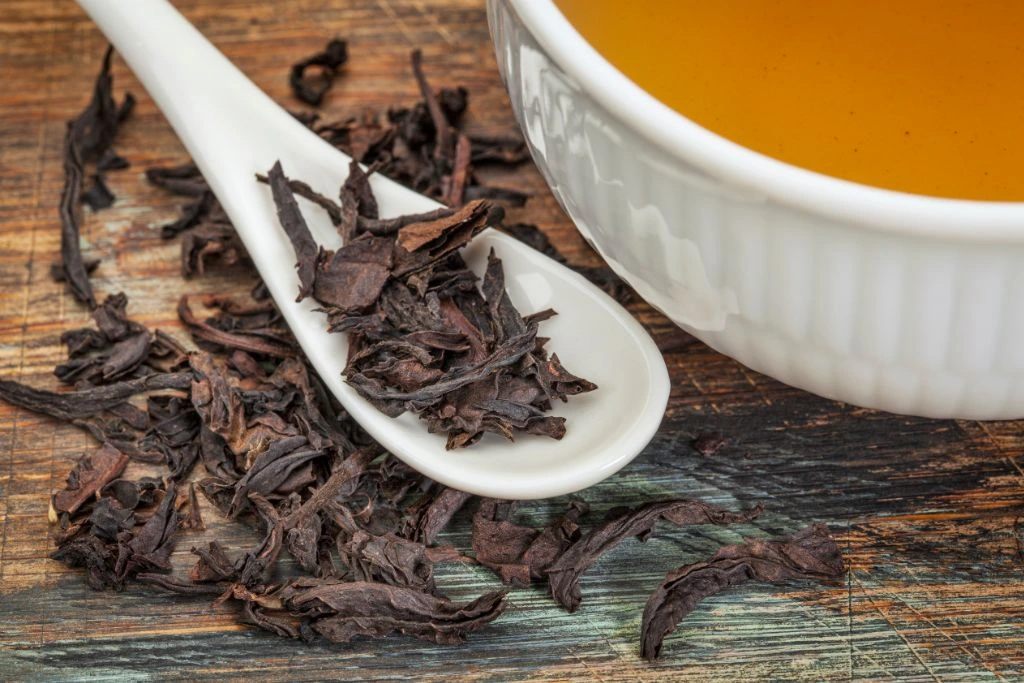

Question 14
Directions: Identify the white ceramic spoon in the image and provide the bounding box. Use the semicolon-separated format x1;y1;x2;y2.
78;0;669;499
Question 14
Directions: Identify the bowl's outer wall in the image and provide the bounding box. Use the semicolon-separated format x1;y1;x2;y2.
489;0;1024;420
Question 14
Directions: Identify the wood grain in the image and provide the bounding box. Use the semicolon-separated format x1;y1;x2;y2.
1;1;1022;680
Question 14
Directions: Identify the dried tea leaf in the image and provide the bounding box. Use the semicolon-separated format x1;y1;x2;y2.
228;436;318;517
276;577;507;645
313;237;393;312
58;125;95;308
178;482;205;530
50;534;118;591
0;372;191;422
256;172;342;225
337;529;442;592
395;200;487;253
472;498;589;587
56;47;133;307
267;161;320;301
179;296;293;358
52;443;130;517
83;174;115;210
404;486;473;545
145;163;207;196
546;500;763;611
411;48;453;161
115;480;180;579
88;497;135;542
692;431;727;457
290;38;348;106
640;523;844;660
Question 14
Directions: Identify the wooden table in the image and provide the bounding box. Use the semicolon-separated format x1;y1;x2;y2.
1;1;1022;680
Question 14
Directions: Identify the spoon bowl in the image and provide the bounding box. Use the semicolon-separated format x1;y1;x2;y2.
78;0;670;499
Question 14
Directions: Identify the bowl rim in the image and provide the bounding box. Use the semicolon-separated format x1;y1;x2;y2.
504;0;1024;242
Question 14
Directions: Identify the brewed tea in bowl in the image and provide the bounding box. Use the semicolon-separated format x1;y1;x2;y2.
489;0;1024;419
556;0;1024;201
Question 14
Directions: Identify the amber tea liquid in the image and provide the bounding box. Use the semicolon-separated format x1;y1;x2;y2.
556;0;1024;201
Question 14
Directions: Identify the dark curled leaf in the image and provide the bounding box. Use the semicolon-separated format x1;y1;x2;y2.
179;223;248;275
50;257;100;283
268;358;357;453
546;500;763;612
70;48;120;160
136;573;226;595
285;512;323;575
342;159;378;219
692;431;727;457
100;479;142;510
337;530;443;592
444;133;472;206
228;436;316;517
101;331;151;381
469;133;529;165
145;163;207;196
51;443;129;517
282;448;377;530
640;523;844;660
255;172;341;225
50;534;118;591
357;206;454;237
199;424;240;481
241;600;302;640
115;480;179;580
190;541;239;583
0;371;191;423
312;237;393;312
348;329;536;403
89;497;135;542
188;352;246;455
56;47;133;307
404;486;473;545
92;291;146;341
179;296;293;358
143;395;201;480
237;494;286;585
162;191;215;239
472;498;589;587
82;173;115;210
516;499;590;580
290;37;348;106
58;124;95;308
481;248;526;341
279;449;379;573
178;482;205;530
410;48;452;161
396;199;488;254
116;91;135;123
266;161;320;301
276;577;507;645
462;185;529;206
97;148;129;172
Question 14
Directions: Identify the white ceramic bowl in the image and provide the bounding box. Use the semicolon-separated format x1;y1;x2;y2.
488;0;1024;420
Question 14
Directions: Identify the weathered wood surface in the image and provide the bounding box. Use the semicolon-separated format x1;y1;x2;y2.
1;1;1022;680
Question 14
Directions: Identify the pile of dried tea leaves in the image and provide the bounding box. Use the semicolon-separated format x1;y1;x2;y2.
0;43;844;660
264;160;597;447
